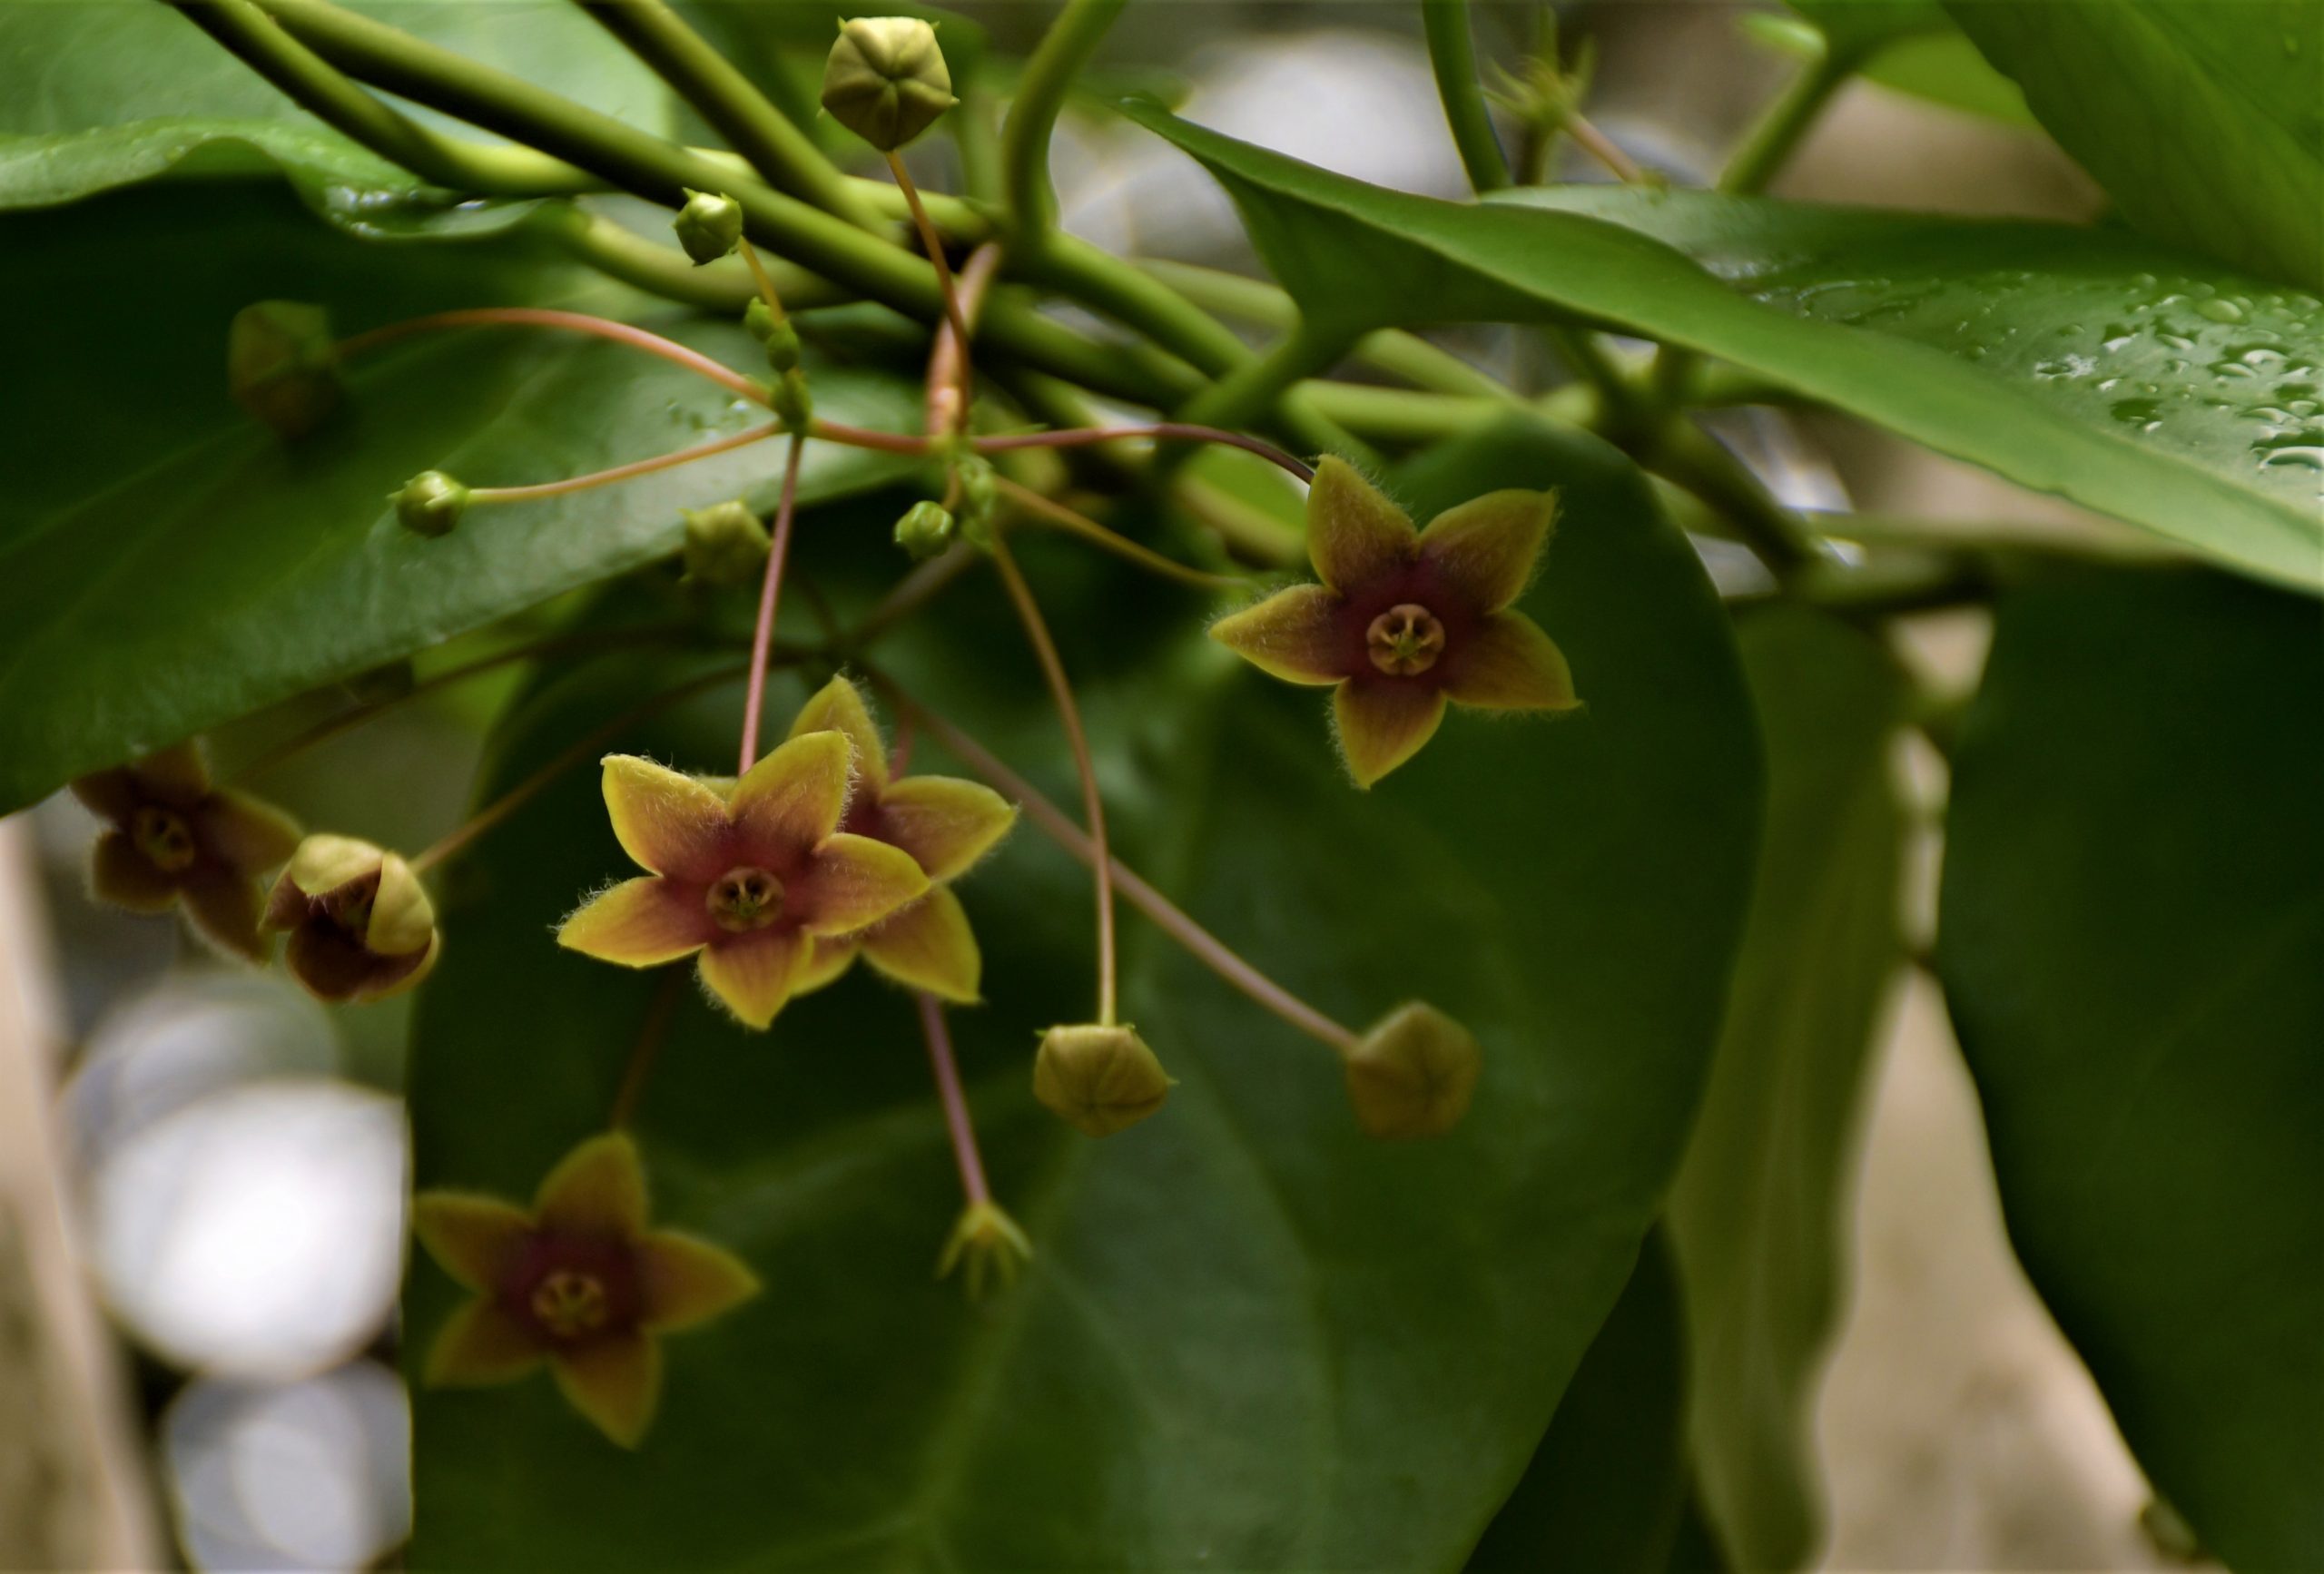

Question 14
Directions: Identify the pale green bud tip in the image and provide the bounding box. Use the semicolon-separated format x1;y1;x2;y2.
394;471;469;538
1344;1002;1480;1139
1033;1024;1173;1137
893;500;956;560
675;189;745;265
683;499;771;585
821;17;955;150
229;300;341;440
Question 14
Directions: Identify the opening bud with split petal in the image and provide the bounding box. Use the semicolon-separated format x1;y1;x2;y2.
1034;1024;1174;1137
1209;457;1580;788
228;300;341;440
894;499;956;561
73;741;301;960
262;834;440;1003
1344;1002;1481;1139
682;499;770;586
674;189;744;265
821;17;955;150
395;470;469;538
413;1131;759;1448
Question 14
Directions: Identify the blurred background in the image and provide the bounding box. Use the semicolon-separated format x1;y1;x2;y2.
3;3;2198;1569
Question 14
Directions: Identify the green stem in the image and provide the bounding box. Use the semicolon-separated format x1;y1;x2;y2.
1422;0;1511;193
994;475;1247;592
576;0;882;228
1720;42;1857;196
1000;0;1127;243
530;203;839;311
1650;418;1816;573
1174;319;1356;451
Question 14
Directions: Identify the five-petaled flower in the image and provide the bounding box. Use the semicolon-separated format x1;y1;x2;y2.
782;676;1016;1005
557;730;931;1028
262;833;441;1002
1209;457;1579;787
413;1131;758;1448
73;742;300;959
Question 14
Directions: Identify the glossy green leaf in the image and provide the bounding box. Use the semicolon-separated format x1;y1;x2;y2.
1945;1;2324;290
1938;567;2324;1571
403;411;1760;1569
1467;1235;1689;1574
1667;606;1909;1571
0;185;916;813
1119;104;2323;592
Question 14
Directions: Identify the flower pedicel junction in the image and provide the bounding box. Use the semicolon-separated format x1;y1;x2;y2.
67;15;1581;1447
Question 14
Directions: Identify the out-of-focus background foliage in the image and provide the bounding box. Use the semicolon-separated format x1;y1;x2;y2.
0;2;2240;1569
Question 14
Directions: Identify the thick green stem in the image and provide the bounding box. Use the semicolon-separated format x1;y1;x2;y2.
1174;319;1359;454
1651;418;1817;573
1000;0;1127;243
1422;0;1511;194
576;0;882;228
530;203;840;311
1720;41;1857;196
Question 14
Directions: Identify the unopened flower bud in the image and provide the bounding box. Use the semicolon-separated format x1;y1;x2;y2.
762;319;803;374
1033;1024;1173;1137
229;300;341;440
683;499;771;585
1344;1003;1481;1139
262;834;440;1003
770;368;813;429
394;471;469;538
674;189;744;265
821;17;955;151
893;500;955;560
743;297;774;341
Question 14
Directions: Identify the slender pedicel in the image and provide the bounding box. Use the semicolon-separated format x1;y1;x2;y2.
609;971;687;1131
809;418;1315;483
467;421;782;504
992;476;1246;592
336;307;768;405
734;434;808;772
918;993;990;1208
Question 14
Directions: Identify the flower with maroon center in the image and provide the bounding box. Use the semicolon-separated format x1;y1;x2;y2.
261;833;441;1002
1209;457;1580;788
779;676;1017;1004
71;741;301;959
412;1131;758;1448
556;730;931;1028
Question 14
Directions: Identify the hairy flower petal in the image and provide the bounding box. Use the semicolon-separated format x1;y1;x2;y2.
551;1331;661;1449
1442;612;1580;711
128;741;212;805
697;929;807;1030
787;675;889;793
790;935;861;998
1305;457;1415;593
559;878;711;967
602;756;730;881
795;832;930;937
89;831;177;910
875;777;1017;882
861;887;981;1002
180;871;267;961
533;1132;648;1239
636;1233;761;1333
1419;488;1556;613
70;768;142;826
196;791;302;875
424;1300;543;1388
1209;584;1349;686
412;1193;532;1292
1333;682;1448;789
730;731;851;855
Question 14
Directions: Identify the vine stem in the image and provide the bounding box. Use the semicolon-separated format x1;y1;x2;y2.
736;433;808;772
1000;0;1126;243
336;308;767;405
809;418;1315;484
470;421;781;503
1422;0;1512;194
608;971;685;1130
917;994;991;1207
985;534;1117;1026
993;476;1246;592
878;682;1362;1058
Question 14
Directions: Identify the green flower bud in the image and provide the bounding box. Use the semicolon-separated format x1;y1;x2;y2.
821;17;955;151
228;300;341;440
743;298;774;341
762;319;803;374
1033;1024;1173;1137
1344;1002;1481;1139
674;189;744;265
683;499;771;585
893;499;956;560
770;367;813;429
955;453;998;526
394;471;469;538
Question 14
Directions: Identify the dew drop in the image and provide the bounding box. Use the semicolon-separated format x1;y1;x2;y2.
2195;298;2246;324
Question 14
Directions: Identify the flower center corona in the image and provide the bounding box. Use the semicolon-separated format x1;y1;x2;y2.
530;1269;609;1338
707;866;785;931
1366;604;1445;676
131;805;197;872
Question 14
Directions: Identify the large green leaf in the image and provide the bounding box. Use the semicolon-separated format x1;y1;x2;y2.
1118;103;2323;592
0;184;915;813
1938;567;2324;1570
1945;2;2324;291
402;411;1761;1569
1666;606;1909;1570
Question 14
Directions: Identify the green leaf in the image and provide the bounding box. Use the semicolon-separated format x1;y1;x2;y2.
1938;566;2324;1570
1467;1235;1689;1574
1750;8;2034;125
1945;1;2324;291
1118;104;2324;592
403;412;1761;1569
1666;606;1910;1570
0;184;916;813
